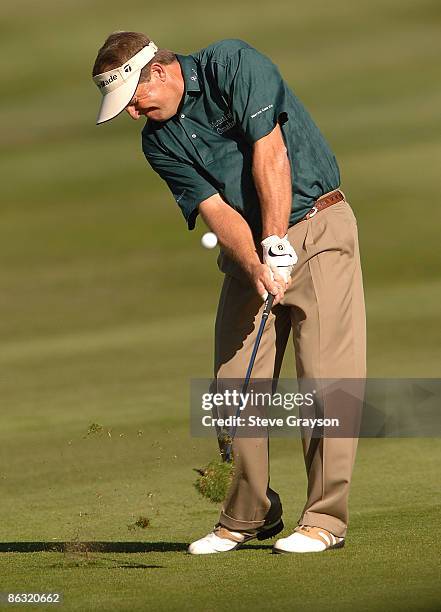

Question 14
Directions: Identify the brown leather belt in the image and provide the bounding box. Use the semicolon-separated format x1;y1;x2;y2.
302;189;345;221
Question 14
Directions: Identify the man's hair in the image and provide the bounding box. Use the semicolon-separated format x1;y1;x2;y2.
92;31;176;82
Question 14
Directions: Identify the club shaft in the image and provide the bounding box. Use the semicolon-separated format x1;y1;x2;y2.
224;294;274;461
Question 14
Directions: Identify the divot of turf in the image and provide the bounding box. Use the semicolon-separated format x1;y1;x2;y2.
193;459;234;503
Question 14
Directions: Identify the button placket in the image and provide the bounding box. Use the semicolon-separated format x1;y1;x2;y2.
177;99;213;165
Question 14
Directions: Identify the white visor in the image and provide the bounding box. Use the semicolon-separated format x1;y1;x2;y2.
93;41;158;124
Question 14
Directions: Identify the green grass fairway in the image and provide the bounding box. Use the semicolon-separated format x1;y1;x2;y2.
1;0;441;610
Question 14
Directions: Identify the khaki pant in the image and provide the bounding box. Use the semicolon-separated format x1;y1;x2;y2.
214;193;366;538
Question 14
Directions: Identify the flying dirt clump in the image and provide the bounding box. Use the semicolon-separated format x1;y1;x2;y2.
194;459;234;503
86;423;104;436
128;516;150;531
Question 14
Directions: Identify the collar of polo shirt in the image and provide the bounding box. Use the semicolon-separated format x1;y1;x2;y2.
93;41;158;125
177;55;201;95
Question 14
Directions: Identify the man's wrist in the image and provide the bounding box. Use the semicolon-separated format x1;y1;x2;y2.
220;242;261;278
242;254;263;278
262;227;289;241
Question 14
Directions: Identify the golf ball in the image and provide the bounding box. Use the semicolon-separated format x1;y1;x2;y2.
201;232;218;249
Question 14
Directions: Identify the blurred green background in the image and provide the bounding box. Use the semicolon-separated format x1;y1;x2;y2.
1;1;440;610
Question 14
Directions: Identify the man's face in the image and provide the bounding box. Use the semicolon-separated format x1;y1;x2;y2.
125;63;183;122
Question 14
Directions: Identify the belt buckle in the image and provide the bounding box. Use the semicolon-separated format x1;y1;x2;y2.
308;206;318;219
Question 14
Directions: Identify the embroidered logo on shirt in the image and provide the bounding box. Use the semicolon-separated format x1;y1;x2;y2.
251;104;274;119
210;111;236;134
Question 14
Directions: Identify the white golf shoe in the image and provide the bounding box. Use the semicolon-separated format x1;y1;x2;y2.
188;527;247;555
188;519;284;555
273;525;345;553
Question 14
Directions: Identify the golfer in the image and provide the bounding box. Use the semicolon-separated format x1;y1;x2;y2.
92;32;366;554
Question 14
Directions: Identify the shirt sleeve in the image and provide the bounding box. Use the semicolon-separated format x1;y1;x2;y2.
144;150;218;230
222;47;288;144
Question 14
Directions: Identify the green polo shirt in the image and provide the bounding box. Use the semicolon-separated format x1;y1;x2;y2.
142;39;340;235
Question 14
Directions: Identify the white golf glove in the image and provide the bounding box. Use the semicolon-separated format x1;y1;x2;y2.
261;234;298;283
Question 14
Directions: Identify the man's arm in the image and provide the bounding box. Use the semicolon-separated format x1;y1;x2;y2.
213;46;297;283
252;123;292;239
199;194;287;304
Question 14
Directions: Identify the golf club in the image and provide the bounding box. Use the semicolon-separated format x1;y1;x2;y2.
223;293;275;462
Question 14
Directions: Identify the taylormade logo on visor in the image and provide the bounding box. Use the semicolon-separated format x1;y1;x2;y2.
98;74;118;89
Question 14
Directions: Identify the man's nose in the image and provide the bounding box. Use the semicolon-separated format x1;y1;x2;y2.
125;106;139;120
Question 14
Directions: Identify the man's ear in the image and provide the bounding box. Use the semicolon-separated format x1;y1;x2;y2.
150;63;167;82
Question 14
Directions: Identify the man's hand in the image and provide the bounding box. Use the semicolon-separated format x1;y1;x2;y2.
248;262;289;305
261;234;298;283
